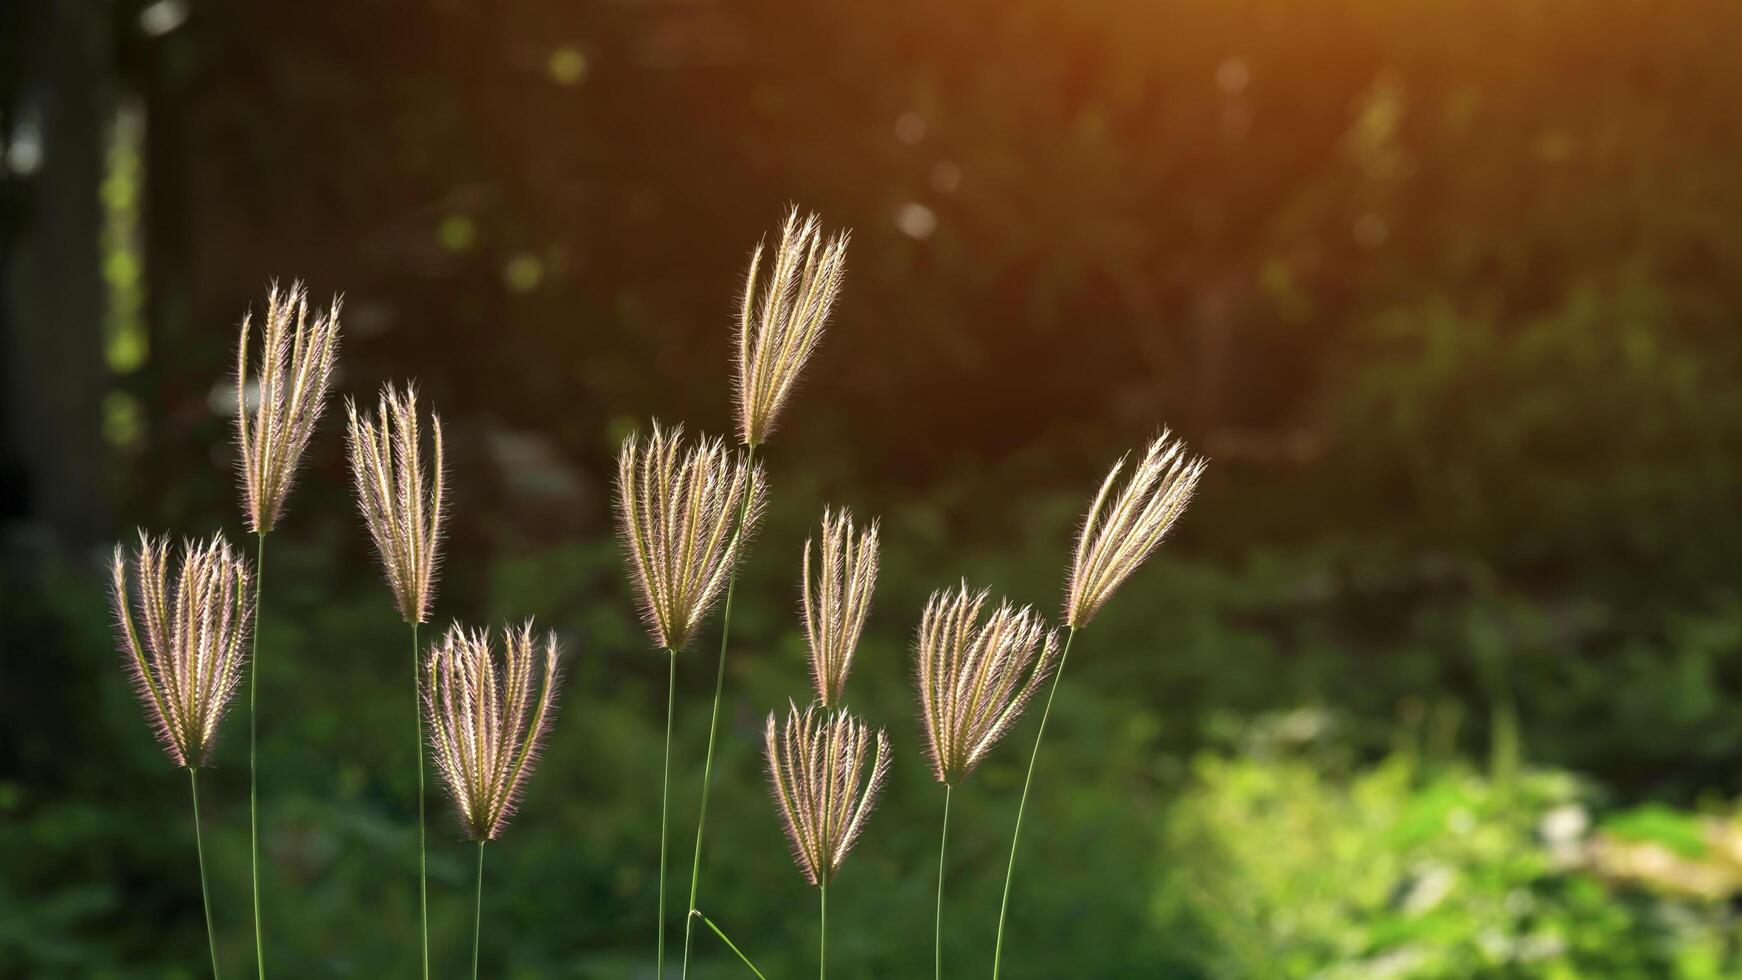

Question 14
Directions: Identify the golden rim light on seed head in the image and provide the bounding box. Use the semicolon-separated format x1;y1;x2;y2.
235;280;342;534
763;701;891;887
803;507;880;706
110;531;253;768
915;582;1059;786
346;382;446;624
615;420;767;652
734;209;849;448
1065;431;1206;629
423;621;561;841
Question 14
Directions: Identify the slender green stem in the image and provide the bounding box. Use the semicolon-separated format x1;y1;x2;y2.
471;841;485;980
819;878;828;980
413;622;429;980
658;648;678;979
189;768;222;979
991;625;1077;980
935;784;952;980
248;532;267;979
680;442;757;980
690;910;769;980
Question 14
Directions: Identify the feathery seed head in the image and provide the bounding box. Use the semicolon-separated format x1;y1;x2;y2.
235;280;342;534
735;208;849;447
346;383;446;623
1066;431;1206;629
915;582;1059;786
803;507;880;706
423;621;561;841
763;701;891;887
615;420;767;652
109;531;252;768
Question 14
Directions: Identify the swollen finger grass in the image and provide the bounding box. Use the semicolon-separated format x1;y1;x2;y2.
804;508;879;708
911;583;1058;979
423;622;562;976
991;431;1205;978
234;280;341;977
764;702;891;980
616;421;765;977
111;531;253;978
346;382;446;980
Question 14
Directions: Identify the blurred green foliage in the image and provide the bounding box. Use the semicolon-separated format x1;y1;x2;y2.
8;0;1742;976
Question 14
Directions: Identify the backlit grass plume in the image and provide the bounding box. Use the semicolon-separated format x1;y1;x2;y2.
616;420;767;653
423;621;561;980
233;279;340;977
346;381;446;980
803;508;880;706
615;420;766;979
111;531;252;768
764;701;890;979
914;583;1057;980
1065;430;1206;629
914;583;1057;787
993;430;1206;979
734;208;849;448
423;621;561;840
235;280;342;535
111;530;252;979
346;383;445;625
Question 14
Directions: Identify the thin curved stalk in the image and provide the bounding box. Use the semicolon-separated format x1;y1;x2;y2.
248;532;267;978
935;785;952;980
691;910;769;980
680;443;757;980
189;768;221;979
471;841;485;980
658;648;678;978
819;878;828;980
413;621;429;980
991;625;1077;980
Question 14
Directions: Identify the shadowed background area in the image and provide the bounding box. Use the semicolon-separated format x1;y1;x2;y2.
6;0;1742;976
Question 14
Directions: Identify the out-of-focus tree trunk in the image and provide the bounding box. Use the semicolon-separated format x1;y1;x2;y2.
1;0;111;554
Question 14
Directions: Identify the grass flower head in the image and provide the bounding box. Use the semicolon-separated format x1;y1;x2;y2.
803;507;879;706
423;621;561;841
346;382;446;624
735;208;849;448
764;701;891;886
615;420;767;652
235;280;342;534
1066;431;1206;628
915;583;1059;786
110;531;252;768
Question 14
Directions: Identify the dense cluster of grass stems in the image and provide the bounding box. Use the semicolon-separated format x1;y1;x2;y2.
107;207;1203;978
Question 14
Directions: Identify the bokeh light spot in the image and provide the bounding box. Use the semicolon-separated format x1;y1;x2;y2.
548;47;588;86
505;253;545;293
929;161;962;194
1216;57;1250;95
894;112;927;145
893;201;937;240
440;214;477;252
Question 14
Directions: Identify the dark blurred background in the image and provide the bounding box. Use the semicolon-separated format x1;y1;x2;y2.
6;0;1742;976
